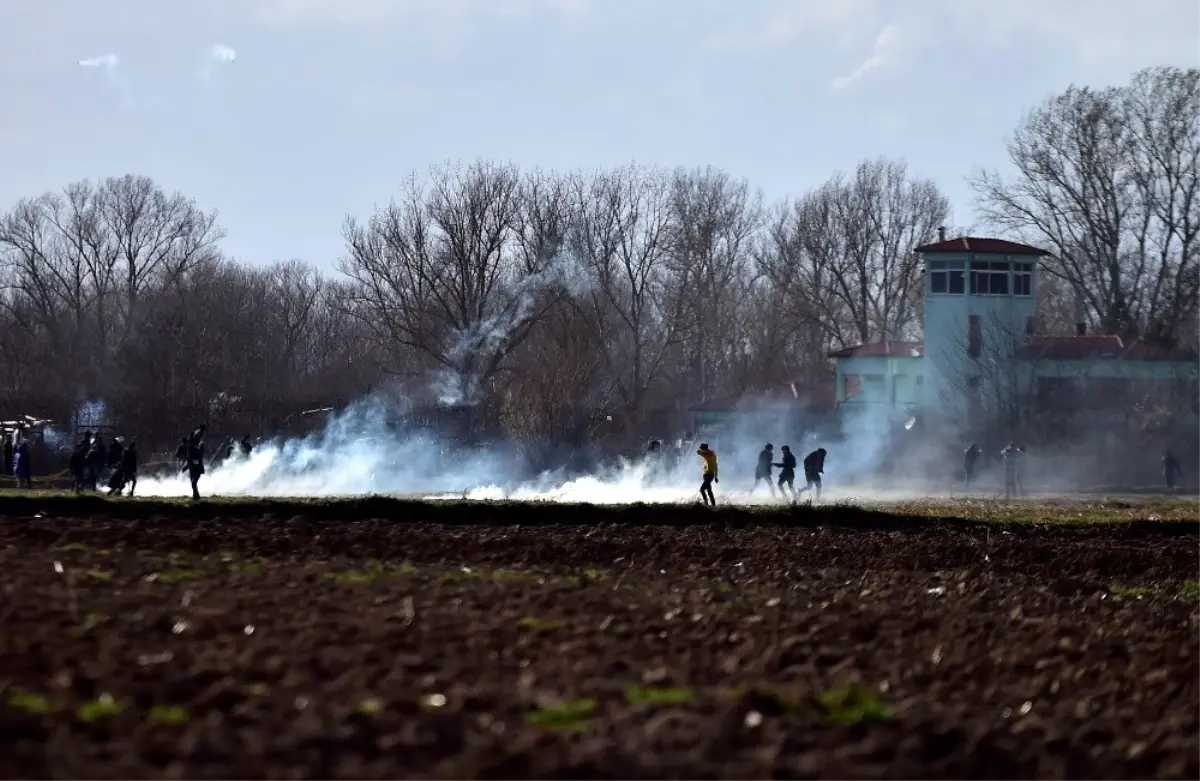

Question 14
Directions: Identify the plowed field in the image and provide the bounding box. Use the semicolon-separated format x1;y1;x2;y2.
0;497;1196;779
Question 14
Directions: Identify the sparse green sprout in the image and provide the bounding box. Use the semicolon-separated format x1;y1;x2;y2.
85;568;113;581
231;559;267;574
1109;584;1155;598
518;616;566;632
357;697;384;715
77;693;124;722
814;684;896;726
7;691;57;714
624;684;694;704
526;698;597;729
490;568;540;583
53;543;90;553
157;568;206;584
1176;580;1199;601
147;705;189;725
584;567;608;580
715;582;732;594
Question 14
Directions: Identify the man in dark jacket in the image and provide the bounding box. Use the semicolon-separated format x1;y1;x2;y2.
121;440;138;497
87;435;108;491
753;444;776;498
774;445;797;500
187;425;208;500
796;447;827;502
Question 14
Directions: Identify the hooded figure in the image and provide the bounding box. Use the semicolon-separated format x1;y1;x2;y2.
753;444;776;498
697;443;718;507
963;443;982;489
1164;450;1183;493
796;447;826;502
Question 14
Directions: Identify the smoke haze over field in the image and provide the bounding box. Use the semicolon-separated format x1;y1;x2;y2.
130;395;972;504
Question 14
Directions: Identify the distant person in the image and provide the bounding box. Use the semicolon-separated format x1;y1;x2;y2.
175;437;189;473
774;445;797;500
13;437;31;488
796;447;827;502
1001;442;1023;499
70;432;91;492
186;425;208;500
120;440;139;497
697;443;718;507
106;437;126;495
2;435;11;477
1164;450;1183;494
86;435;107;491
239;435;253;457
753;444;776;498
963;443;982;489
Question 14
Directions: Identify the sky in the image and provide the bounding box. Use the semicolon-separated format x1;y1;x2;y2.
1;0;1197;270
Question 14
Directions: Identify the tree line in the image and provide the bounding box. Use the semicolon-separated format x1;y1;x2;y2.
1;66;1195;455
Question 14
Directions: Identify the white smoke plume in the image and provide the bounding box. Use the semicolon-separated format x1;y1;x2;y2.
197;44;237;82
432;253;591;407
132;393;938;505
78;53;133;107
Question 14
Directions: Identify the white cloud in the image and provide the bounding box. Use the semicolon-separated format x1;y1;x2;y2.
830;24;902;91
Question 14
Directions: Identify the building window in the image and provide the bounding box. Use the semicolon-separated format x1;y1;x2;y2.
928;259;965;294
1013;262;1033;296
968;314;982;358
970;260;1010;295
843;374;862;399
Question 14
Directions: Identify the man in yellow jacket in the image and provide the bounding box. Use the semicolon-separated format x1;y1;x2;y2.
697;443;718;506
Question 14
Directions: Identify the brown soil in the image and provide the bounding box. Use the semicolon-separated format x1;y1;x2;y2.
0;509;1195;779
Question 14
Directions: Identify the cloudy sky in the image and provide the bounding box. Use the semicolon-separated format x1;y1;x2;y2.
2;0;1197;268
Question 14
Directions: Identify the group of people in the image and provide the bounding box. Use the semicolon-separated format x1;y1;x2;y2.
965;442;1187;496
70;431;139;495
6;423;34;488
693;442;828;507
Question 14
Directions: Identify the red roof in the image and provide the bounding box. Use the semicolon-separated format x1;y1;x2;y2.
915;237;1050;256
827;341;924;359
1015;335;1197;362
688;382;837;413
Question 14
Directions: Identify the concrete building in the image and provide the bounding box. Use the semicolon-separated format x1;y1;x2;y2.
830;232;1199;438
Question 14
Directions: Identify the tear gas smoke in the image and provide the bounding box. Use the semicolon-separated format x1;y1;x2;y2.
433;253;591;407
132;395;944;504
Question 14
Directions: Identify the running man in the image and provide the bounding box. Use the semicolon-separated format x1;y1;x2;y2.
753;443;776;498
775;445;797;500
697;443;718;506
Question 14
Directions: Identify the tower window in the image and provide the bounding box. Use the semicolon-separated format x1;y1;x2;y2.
970;260;1011;295
928;260;965;294
1013;262;1033;296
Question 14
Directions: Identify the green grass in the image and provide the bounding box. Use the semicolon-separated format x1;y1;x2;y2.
0;489;1194;528
7;691;57;715
813;684;897;726
76;694;124;722
147;705;190;725
324;560;418;584
155;568;207;584
1178;580;1200;601
525;698;597;729
624;684;694;704
357;697;384;715
1110;584;1156;598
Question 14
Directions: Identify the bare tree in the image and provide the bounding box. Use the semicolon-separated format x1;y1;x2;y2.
566;165;684;433
971;66;1200;342
339;161;566;412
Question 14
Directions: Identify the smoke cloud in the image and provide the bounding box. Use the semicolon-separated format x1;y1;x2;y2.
131;393;935;505
197;44;237;82
432;253;591;407
78;53;134;107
